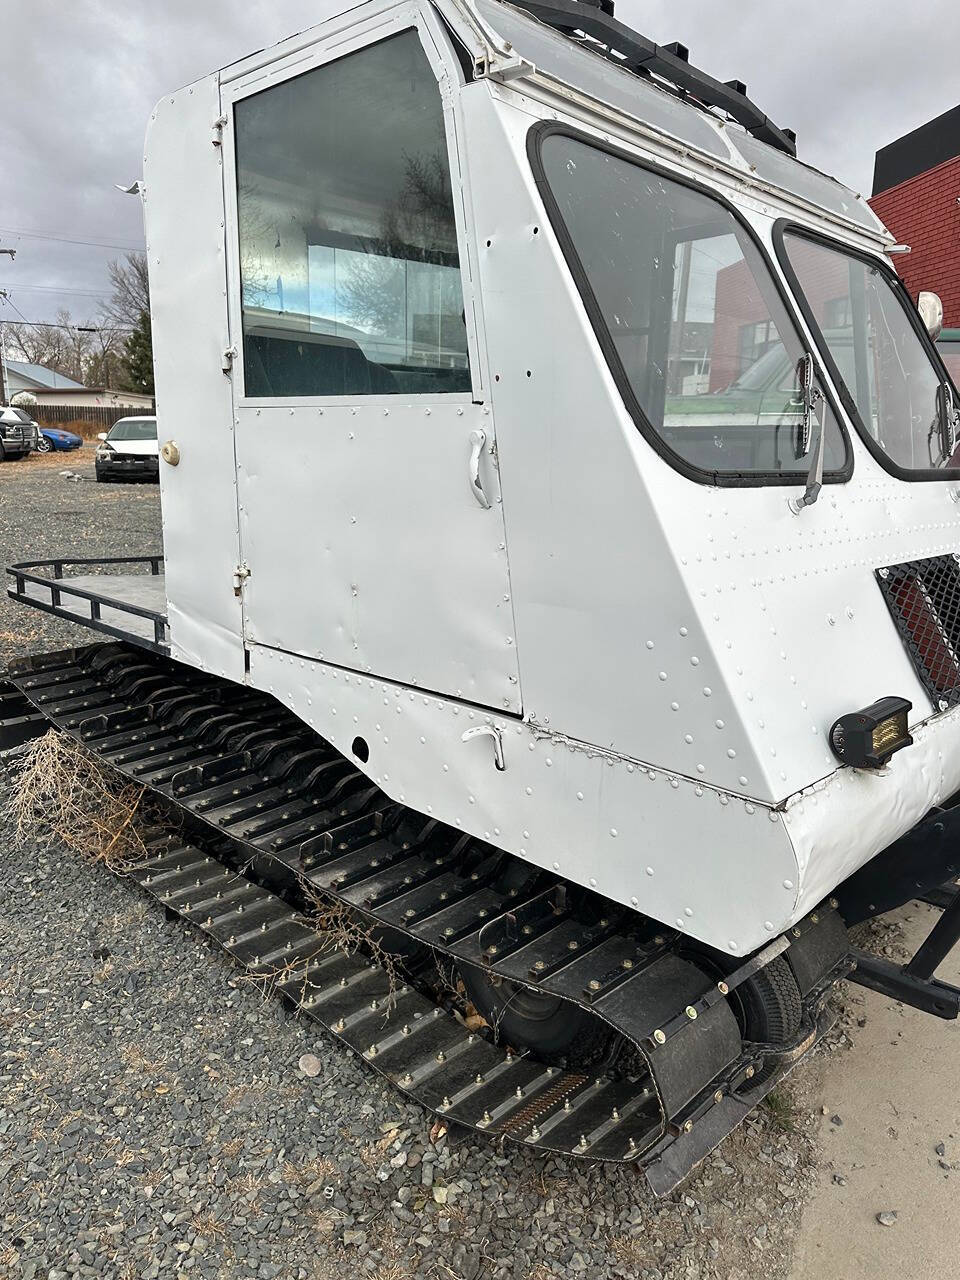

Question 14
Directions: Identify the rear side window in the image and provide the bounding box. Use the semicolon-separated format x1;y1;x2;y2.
533;130;848;482
234;30;471;398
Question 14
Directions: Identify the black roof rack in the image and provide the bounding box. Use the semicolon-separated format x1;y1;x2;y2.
506;0;798;157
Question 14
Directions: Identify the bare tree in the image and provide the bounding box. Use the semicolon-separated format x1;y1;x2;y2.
99;252;150;330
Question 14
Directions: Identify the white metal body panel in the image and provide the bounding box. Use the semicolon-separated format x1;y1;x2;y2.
140;0;960;955
248;642;800;954
218;6;521;713
143;77;245;681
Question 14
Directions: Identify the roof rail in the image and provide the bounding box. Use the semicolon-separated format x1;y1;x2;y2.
506;0;798;157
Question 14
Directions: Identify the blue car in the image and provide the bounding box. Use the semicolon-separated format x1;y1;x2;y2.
36;425;84;453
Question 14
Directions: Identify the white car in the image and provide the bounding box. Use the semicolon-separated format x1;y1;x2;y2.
95;416;159;482
0;406;40;460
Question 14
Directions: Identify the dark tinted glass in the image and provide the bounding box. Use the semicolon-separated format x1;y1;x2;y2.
539;135;845;477
235;31;470;398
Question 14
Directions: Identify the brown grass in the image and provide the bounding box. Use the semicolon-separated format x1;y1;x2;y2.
5;729;153;872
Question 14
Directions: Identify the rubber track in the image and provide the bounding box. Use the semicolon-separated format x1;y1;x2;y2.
3;642;835;1187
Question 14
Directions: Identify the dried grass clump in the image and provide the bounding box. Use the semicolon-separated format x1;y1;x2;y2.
5;728;151;871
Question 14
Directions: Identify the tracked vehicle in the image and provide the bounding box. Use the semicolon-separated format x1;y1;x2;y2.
6;0;960;1194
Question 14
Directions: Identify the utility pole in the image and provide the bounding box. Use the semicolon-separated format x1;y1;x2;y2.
0;250;17;405
0;287;9;406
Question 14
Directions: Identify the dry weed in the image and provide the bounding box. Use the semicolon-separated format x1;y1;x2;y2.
5;729;152;871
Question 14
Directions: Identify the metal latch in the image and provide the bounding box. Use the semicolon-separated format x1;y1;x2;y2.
232;564;250;597
222;344;238;374
212;114;227;147
461;723;505;771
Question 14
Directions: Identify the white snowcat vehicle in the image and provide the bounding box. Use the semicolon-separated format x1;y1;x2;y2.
5;0;960;1194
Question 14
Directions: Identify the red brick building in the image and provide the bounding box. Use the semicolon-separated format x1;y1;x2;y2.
868;104;960;326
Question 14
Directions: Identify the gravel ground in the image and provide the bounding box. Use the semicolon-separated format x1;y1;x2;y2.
0;450;838;1279
0;447;162;669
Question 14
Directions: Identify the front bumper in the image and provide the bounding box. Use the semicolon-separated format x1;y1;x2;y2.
96;453;159;479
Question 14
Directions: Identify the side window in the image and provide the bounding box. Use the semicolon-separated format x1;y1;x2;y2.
234;31;471;398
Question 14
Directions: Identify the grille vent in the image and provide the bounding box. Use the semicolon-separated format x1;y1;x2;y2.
877;555;960;710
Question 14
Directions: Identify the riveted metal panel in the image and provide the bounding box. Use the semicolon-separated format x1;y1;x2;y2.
143;76;245;682
248;642;801;955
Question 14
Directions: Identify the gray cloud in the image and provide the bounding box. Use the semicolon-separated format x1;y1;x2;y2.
3;0;958;326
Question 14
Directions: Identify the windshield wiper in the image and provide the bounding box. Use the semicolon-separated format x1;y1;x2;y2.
789;352;825;513
937;382;958;464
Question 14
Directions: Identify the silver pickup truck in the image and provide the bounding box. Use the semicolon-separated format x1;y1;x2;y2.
0;407;39;460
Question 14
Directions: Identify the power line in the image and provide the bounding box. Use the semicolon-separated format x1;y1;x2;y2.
0;227;144;253
4;318;133;333
0;282;112;298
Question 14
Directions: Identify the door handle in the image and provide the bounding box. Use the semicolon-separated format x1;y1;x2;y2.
461;723;505;770
468;429;491;509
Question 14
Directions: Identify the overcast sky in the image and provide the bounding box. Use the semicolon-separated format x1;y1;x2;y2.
3;0;958;330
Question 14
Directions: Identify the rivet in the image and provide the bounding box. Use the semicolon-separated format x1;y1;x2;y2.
653;1029;666;1045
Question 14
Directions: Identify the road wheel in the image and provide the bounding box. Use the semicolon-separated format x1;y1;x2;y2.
456;960;613;1066
35;435;53;453
735;955;802;1045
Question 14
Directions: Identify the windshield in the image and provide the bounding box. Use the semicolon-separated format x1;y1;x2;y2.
536;132;846;480
108;419;157;442
780;231;956;473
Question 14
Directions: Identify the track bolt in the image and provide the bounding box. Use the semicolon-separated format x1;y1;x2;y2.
530;1126;541;1140
366;1045;377;1057
340;978;348;987
401;1073;413;1085
433;1008;441;1018
478;909;488;919
714;1090;723;1104
568;941;579;951
516;1087;523;1099
436;1051;445;1063
145;875;153;885
811;912;819;924
334;1019;345;1032
653;1029;666;1045
402;1025;410;1036
260;922;267;932
577;1136;588;1151
444;928;454;937
717;981;729;995
745;1065;755;1079
183;903;192;913
564;1099;572;1112
370;1000;378;1010
228;935;235;945
405;909;416;918
685;1006;698;1020
488;945;499;956
611;1107;620;1120
440;1097;450;1109
622;959;634;970
481;1111;491;1126
628;1137;637;1151
476;1073;484;1084
683;1119;694;1134
653;935;664;945
204;917;213;927
829;897;839;909
534;960;545;971
522;924;533;935
792;927;801;938
589;980;601;991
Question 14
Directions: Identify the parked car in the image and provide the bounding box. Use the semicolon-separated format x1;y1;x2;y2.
0;406;39;460
36;425;84;453
95;416;159;482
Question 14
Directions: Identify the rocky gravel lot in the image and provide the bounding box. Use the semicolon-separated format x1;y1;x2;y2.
1;450;840;1279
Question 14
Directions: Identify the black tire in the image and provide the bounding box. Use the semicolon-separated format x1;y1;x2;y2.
0;442;5;462
457;960;612;1066
735;955;803;1045
35;436;53;454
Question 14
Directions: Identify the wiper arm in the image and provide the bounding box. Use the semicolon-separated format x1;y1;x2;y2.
937;381;958;463
789;352;826;514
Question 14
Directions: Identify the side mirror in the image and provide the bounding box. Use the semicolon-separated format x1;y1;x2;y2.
918;291;944;341
96;432;108;442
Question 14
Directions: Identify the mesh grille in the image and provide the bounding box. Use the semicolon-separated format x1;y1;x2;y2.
877;555;960;710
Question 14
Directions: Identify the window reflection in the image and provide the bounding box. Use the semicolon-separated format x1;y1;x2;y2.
235;31;470;398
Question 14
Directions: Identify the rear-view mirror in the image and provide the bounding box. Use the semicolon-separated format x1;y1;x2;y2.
918;291;944;341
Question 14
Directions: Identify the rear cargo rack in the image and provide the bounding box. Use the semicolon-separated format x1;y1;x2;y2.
7;556;168;654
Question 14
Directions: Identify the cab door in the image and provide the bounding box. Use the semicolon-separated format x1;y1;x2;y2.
219;14;520;712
